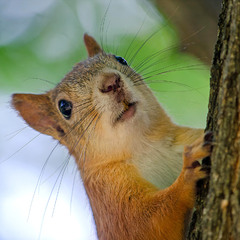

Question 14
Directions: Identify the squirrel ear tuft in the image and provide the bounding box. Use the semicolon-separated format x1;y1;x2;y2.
83;33;102;57
12;93;62;137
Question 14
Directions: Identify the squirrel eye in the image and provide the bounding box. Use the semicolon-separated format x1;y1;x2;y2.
114;56;128;66
58;99;72;120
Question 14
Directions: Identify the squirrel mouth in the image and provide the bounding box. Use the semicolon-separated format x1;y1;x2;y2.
117;100;137;122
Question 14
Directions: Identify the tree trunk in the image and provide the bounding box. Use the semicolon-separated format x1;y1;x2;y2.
153;0;221;65
188;0;240;239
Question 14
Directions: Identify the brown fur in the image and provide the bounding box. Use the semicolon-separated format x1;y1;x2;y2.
12;34;211;240
84;33;102;57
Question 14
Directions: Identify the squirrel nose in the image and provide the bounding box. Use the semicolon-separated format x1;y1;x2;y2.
100;74;121;93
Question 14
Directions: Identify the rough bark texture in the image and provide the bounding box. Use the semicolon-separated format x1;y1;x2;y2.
153;0;221;65
188;0;240;239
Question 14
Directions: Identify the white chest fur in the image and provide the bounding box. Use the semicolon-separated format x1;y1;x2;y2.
132;140;184;189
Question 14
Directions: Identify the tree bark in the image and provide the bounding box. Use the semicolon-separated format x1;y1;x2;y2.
188;0;240;239
152;0;221;65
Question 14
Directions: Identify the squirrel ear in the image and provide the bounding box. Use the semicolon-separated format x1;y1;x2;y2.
12;93;63;137
83;33;102;57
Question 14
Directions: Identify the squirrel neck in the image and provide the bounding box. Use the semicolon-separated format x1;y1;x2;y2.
81;161;159;240
72;111;203;189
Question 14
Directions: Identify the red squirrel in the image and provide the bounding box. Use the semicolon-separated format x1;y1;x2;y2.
12;34;212;240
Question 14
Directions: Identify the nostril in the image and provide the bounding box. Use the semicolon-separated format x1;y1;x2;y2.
101;84;114;93
100;74;121;93
106;85;113;92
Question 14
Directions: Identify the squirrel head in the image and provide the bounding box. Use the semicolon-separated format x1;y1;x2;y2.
12;34;167;164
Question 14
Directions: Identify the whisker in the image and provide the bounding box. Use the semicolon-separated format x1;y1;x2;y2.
68;111;99;156
73;105;97;121
74;98;91;107
128;29;161;67
28;106;98;220
51;160;70;217
22;77;56;86
132;42;177;70
139;63;206;79
132;64;207;87
123;16;147;60
40;160;67;186
70;167;80;215
114;34;128;56
37;159;69;240
74;103;92;113
142;65;206;80
65;110;102;214
30;77;56;86
126;10;180;68
36;107;101;231
99;0;112;51
5;126;28;140
134;78;206;98
77;112;102;181
132;45;180;73
1;133;41;164
27;142;61;221
104;21;111;54
147;81;208;93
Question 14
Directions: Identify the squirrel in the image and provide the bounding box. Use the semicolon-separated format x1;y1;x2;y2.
12;34;212;240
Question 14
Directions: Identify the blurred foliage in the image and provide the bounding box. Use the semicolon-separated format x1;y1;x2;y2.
0;0;210;126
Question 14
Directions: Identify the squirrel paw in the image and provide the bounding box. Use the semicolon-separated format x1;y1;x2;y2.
183;131;213;181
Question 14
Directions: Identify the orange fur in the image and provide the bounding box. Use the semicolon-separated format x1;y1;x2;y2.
12;34;211;240
79;136;210;240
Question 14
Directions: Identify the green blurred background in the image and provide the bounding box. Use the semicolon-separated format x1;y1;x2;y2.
0;0;210;239
0;0;210;126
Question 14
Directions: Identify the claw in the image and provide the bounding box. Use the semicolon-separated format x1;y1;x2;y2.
183;132;214;182
204;131;214;142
